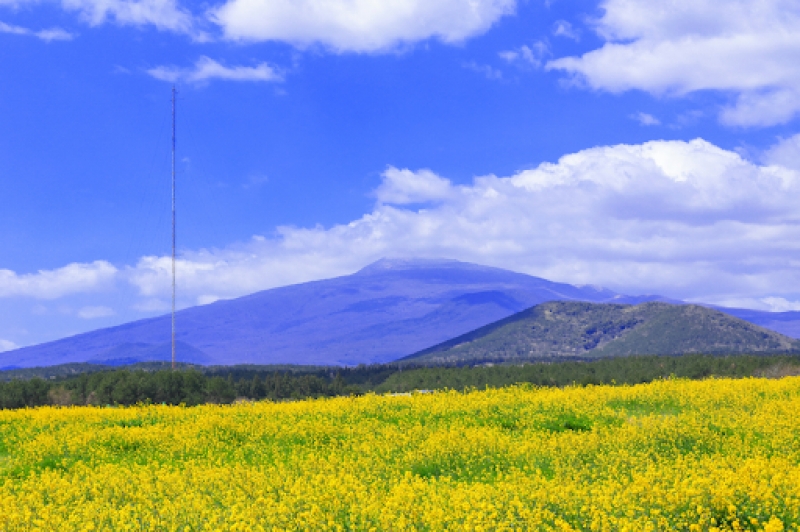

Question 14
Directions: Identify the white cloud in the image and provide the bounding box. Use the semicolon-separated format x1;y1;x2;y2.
631;112;659;126
197;294;220;305
0;0;196;35
708;296;800;312
552;20;578;40
147;56;282;84
77;305;115;319
463;61;503;80
499;41;548;68
0;20;29;34
0;339;18;352
124;138;800;308
763;133;800;171
36;26;74;40
547;0;800;127
6;138;800;314
127;248;351;302
0;261;117;299
0;20;74;40
719;89;800;128
374;167;453;204
209;0;517;52
759;297;800;312
61;0;194;33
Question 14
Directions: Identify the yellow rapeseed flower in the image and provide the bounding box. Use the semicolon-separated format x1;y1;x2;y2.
0;378;799;530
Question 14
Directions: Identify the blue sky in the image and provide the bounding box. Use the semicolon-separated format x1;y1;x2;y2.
2;0;800;351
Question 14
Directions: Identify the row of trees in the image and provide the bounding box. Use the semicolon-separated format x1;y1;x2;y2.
0;369;358;409
1;353;798;410
376;354;800;393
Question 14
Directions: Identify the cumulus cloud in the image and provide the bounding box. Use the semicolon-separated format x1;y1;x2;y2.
763;133;800;170
0;20;73;40
124;138;800;308
147;56;282;84
547;0;800;127
209;0;517;52
5;139;800;313
0;261;117;299
375;167;453;204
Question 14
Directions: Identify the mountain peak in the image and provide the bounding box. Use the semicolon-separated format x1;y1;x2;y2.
356;257;470;275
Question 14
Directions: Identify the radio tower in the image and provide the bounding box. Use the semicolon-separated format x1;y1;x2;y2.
171;86;177;371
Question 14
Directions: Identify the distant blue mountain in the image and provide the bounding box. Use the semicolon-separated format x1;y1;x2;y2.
0;258;657;367
86;341;213;366
713;307;800;339
2;258;798;368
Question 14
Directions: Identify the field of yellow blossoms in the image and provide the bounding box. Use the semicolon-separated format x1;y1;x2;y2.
1;377;799;531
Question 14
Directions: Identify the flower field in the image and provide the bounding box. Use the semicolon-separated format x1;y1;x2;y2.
1;377;799;531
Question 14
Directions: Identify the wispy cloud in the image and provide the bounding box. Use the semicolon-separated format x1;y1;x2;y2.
148;56;282;84
499;41;548;68
77;305;115;319
552;20;579;40
0;20;74;41
463;61;503;80
631;112;660;126
61;0;195;35
242;174;269;189
0;0;201;38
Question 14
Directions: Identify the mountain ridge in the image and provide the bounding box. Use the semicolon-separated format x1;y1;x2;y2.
404;301;800;365
3;258;800;368
2;259;659;368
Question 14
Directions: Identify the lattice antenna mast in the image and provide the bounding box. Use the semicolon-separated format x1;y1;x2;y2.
171;86;177;371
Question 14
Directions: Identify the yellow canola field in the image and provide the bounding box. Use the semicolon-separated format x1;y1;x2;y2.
1;377;799;531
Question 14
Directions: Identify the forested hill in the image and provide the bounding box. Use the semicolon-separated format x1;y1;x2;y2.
404;301;800;365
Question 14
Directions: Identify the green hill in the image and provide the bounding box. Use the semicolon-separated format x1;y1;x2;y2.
403;301;800;365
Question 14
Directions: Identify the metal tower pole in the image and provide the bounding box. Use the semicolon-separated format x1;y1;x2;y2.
171;86;177;370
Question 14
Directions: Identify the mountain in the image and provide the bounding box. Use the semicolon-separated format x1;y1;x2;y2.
1;259;662;368
3;258;799;368
404;301;800;365
715;308;800;339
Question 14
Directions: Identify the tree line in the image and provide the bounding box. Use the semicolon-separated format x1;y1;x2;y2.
1;353;799;409
0;369;358;409
376;353;800;392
